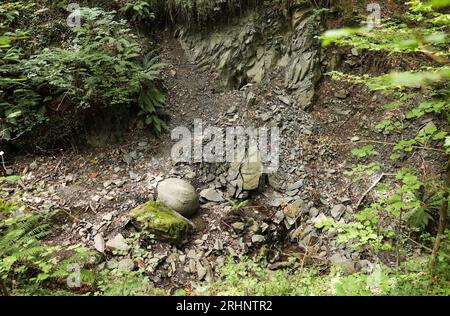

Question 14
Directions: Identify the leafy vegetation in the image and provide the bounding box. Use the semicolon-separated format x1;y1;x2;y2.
0;0;448;298
0;199;95;296
160;0;328;26
197;255;450;296
1;1;167;148
0;198;171;296
119;0;156;24
321;0;449;284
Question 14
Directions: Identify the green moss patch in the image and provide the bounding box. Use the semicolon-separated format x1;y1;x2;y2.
131;200;194;245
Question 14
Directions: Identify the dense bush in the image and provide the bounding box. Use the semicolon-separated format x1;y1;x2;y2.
0;2;167;149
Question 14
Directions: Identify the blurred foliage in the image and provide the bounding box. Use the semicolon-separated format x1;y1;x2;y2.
321;0;449;286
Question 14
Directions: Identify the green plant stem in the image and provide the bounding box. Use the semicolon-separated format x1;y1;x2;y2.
430;156;450;278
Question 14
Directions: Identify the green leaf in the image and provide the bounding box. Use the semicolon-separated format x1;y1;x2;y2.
315;216;336;229
6;110;22;119
406;108;424;119
320;27;365;46
444;136;450;152
427;0;450;8
433;131;447;140
351;145;375;158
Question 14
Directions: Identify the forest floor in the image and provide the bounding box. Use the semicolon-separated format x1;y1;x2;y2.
1;34;445;292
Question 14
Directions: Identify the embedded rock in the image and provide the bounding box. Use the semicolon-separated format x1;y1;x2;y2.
200;188;224;202
131;200;194;245
93;234;106;253
329;253;356;274
331;204;346;220
227;148;263;197
106;234;128;252
118;258;136;271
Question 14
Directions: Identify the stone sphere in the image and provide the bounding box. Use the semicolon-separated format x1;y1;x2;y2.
156;178;199;217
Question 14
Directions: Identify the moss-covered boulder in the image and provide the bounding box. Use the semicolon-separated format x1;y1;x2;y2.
131;200;194;245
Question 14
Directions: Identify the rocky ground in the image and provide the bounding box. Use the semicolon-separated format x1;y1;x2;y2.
1;29;445;292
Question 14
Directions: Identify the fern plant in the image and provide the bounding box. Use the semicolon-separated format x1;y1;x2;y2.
0;200;94;296
138;53;169;134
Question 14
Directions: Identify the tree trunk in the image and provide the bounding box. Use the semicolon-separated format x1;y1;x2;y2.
0;280;9;296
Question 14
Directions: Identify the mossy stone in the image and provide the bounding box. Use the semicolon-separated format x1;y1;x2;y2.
131;200;194;245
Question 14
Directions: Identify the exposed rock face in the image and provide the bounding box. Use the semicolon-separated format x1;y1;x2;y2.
177;6;321;109
156;178;199;218
284;12;322;110
180;11;266;89
227;148;263;198
131;200;194;245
